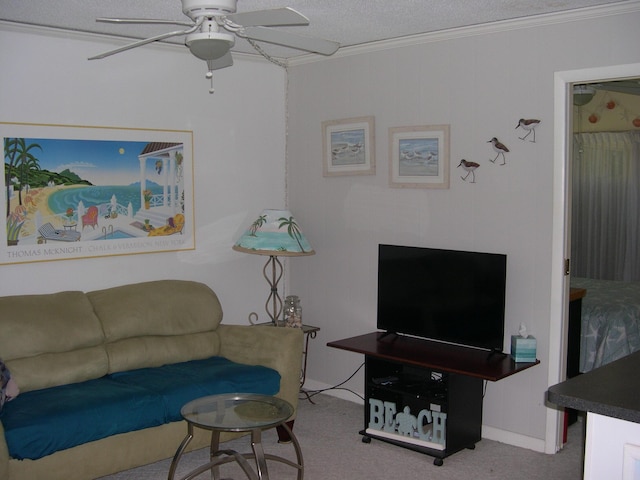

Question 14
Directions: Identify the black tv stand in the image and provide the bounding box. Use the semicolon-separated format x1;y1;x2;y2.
487;348;507;360
376;330;398;341
327;332;539;466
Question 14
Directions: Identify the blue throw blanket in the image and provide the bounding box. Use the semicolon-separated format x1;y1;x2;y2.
0;356;280;460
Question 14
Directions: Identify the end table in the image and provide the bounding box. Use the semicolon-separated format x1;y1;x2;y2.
253;322;320;401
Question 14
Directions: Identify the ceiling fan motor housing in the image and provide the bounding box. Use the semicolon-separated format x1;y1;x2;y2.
182;0;238;20
185;19;235;61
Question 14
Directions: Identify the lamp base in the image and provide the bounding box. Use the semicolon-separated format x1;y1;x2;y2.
263;255;283;324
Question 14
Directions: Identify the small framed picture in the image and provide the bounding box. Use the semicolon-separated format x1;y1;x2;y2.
388;125;450;189
322;116;375;176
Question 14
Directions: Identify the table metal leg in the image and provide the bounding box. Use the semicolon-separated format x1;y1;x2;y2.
175;450;259;480
279;421;304;480
300;330;317;404
168;424;194;480
244;423;304;480
210;430;221;480
251;428;269;479
169;422;303;480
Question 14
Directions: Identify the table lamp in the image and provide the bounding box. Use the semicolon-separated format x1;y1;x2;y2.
233;209;315;324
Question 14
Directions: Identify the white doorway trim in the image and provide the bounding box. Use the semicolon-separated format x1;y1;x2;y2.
547;62;640;454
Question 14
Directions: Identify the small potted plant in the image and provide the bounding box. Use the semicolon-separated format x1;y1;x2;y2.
143;190;152;209
6;206;26;246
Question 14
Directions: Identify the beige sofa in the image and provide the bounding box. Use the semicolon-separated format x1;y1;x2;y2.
0;280;303;480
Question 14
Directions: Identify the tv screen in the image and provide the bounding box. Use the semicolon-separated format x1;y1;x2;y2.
377;244;507;352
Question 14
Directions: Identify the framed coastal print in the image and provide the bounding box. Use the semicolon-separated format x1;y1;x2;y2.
322;116;375;176
388;124;450;189
1;122;194;265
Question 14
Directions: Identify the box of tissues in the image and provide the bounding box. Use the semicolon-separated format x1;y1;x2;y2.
511;335;537;362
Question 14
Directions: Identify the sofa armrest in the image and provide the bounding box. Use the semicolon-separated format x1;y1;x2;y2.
216;324;303;416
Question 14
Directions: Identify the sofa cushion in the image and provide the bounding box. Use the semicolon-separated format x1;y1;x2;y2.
0;357;281;461
0;377;165;460
88;280;224;371
109;356;281;421
88;280;223;341
105;332;221;374
0;291;108;392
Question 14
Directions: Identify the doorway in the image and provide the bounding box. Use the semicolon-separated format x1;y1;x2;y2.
547;62;640;454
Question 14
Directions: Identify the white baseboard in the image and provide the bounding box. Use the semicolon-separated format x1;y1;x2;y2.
303;379;547;453
481;425;546;453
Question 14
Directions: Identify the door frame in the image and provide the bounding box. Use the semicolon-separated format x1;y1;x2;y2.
546;62;640;454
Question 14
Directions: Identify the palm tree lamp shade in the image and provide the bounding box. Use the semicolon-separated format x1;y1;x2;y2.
233;209;315;324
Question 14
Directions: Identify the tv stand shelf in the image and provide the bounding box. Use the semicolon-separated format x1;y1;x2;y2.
327;332;539;465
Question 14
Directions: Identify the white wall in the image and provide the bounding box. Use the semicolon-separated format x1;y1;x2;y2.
0;23;288;325
286;5;640;451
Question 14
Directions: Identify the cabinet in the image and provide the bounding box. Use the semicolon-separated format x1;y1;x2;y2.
364;356;483;465
328;332;539;466
548;351;640;479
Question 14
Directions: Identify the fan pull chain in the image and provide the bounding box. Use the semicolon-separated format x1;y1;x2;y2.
206;63;215;94
246;38;287;68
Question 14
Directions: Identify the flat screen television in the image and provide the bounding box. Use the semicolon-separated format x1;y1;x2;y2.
377;244;507;352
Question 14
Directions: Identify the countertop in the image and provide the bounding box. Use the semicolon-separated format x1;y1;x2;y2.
547;350;640;423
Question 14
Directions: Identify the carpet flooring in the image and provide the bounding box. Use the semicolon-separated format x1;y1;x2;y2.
99;393;584;479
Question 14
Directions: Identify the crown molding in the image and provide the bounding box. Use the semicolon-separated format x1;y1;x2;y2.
3;0;639;69
287;0;640;67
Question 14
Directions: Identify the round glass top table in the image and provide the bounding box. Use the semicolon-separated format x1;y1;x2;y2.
167;393;304;480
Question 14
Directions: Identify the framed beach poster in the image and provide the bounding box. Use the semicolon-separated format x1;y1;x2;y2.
388;125;450;189
1;122;194;265
322;116;375;176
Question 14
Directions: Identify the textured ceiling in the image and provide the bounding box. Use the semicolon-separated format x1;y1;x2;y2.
0;0;630;59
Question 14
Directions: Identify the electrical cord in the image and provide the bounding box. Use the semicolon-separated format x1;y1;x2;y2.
300;362;365;401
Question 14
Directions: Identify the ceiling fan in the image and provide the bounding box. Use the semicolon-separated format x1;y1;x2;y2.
573;80;640;106
89;0;340;93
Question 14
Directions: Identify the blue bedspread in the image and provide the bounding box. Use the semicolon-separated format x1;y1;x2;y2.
0;356;280;460
571;277;640;373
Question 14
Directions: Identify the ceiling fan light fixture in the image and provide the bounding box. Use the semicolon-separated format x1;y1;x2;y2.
185;31;235;60
573;84;596;107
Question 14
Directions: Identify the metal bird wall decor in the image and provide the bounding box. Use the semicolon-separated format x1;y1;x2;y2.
457;117;543;185
457;159;479;183
516;118;541;142
488;137;509;165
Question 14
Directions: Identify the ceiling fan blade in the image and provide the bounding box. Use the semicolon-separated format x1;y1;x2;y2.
226;7;309;27
88;29;190;60
96;17;194;27
243;27;339;55
207;51;234;71
593;80;640;96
